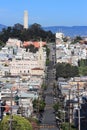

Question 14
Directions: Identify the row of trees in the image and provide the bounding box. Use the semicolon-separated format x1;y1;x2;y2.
45;45;50;66
33;98;46;112
78;59;87;76
71;36;82;44
56;63;79;79
0;23;55;44
25;44;39;53
78;59;87;67
56;58;87;79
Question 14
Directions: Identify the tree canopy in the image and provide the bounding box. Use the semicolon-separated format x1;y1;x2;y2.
71;36;82;44
0;23;55;44
78;59;87;76
0;115;32;130
56;63;79;79
32;99;46;112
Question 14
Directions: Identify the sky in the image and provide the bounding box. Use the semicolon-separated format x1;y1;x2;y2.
0;0;87;27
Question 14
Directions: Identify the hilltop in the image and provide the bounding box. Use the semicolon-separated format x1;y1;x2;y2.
0;24;87;37
0;24;7;31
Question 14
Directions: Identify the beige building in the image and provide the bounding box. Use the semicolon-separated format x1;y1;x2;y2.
31;68;44;76
9;60;39;75
6;38;22;48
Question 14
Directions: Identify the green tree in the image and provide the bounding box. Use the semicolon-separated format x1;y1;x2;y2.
79;66;87;76
71;66;79;77
25;44;38;53
78;59;87;76
64;63;72;77
32;99;38;110
73;36;82;43
61;122;76;130
0;40;5;48
46;46;50;58
46;58;50;66
0;23;55;44
39;100;46;112
53;103;60;112
0;115;32;130
32;99;45;112
41;83;47;90
56;63;64;78
56;63;79;79
78;59;87;67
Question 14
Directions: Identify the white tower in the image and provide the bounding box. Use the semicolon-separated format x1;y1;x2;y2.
24;10;28;29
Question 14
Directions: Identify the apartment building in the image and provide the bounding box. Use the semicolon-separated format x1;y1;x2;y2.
9;59;40;75
6;38;22;48
56;42;87;65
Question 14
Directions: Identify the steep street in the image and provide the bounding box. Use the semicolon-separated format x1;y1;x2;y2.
40;43;59;130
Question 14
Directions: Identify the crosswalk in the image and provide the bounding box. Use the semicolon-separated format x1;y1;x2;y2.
40;124;56;128
45;105;53;109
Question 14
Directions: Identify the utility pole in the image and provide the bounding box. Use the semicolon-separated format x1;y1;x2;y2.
0;86;2;120
9;89;13;130
77;82;80;130
18;76;22;107
69;89;71;130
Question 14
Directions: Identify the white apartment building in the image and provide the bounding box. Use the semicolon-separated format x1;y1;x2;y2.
55;32;64;45
0;38;46;79
56;32;64;40
6;38;22;48
56;42;87;65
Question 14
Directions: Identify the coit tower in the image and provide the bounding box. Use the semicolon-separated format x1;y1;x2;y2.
24;10;28;29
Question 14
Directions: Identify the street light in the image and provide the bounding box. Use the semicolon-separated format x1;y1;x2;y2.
9;88;13;130
77;82;81;130
74;82;84;130
16;76;22;106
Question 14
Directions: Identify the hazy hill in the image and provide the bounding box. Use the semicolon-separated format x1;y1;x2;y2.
0;24;7;31
43;26;87;37
0;24;87;37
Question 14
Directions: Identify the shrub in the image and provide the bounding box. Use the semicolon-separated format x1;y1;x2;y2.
1;115;32;130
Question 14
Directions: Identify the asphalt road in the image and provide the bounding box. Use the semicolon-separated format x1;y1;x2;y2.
40;43;59;130
40;78;59;130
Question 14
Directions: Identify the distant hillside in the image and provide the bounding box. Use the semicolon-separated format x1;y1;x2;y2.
0;24;87;37
0;24;7;31
43;26;87;37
